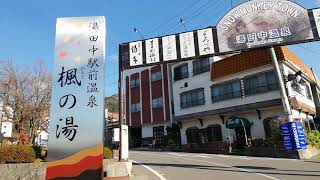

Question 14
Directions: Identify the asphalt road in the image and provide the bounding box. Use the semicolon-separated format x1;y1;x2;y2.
130;151;320;180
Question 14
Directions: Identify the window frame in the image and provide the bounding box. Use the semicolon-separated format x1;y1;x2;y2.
130;78;140;89
151;71;162;82
152;97;163;109
291;78;302;94
304;83;313;100
211;79;241;103
193;57;210;75
186;127;200;144
131;102;141;113
244;70;279;96
206;124;223;142
180;88;205;109
174;63;189;81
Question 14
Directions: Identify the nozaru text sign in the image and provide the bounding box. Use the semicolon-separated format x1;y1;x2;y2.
120;0;320;70
46;16;106;180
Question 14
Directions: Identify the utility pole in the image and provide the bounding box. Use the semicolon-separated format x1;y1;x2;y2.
118;45;123;161
269;47;292;121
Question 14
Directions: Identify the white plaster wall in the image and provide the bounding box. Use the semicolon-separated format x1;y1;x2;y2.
180;117;235;145
291;109;315;124
172;59;281;117
141;122;171;138
282;63;316;109
180;107;284;145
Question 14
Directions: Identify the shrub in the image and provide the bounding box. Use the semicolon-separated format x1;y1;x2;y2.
306;130;320;148
104;147;113;159
270;121;283;148
32;146;47;161
0;145;36;163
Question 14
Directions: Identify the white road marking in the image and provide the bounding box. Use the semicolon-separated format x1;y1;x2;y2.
167;153;187;157
203;153;297;161
131;151;281;180
168;153;210;158
193;155;210;158
130;159;167;180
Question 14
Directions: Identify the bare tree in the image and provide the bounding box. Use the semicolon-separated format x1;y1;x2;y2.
0;60;51;145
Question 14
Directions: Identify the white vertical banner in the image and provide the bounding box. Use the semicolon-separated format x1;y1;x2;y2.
129;41;143;66
46;16;105;179
179;32;195;59
162;35;177;61
197;28;215;55
145;38;160;64
121;125;129;160
313;8;320;37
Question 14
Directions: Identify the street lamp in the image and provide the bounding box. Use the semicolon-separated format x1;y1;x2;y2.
284;70;302;83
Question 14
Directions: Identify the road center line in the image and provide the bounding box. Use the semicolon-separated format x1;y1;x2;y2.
131;151;280;180
130;160;167;180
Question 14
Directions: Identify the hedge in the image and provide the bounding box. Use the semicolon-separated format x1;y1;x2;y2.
0;145;36;163
104;147;113;159
306;130;320;148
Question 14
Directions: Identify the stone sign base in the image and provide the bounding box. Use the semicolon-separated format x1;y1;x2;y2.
0;159;132;180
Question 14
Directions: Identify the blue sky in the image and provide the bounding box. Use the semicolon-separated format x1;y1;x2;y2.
0;0;320;96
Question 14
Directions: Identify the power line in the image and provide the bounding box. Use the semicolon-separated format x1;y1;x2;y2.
166;0;223;34
296;45;320;56
185;0;226;28
158;0;219;35
145;0;205;37
192;2;228;29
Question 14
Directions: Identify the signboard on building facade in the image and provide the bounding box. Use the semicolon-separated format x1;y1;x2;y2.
46;16;106;180
313;8;320;37
280;120;307;150
179;31;196;59
216;0;314;53
146;38;160;64
120;0;320;70
129;41;143;66
162;35;178;61
197;28;215;55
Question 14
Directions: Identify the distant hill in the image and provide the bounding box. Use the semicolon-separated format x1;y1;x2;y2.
105;94;118;113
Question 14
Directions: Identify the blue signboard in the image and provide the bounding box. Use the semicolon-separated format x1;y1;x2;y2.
280;121;293;150
280;121;307;151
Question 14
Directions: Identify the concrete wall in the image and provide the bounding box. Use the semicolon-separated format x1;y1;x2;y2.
0;160;132;180
0;163;46;180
